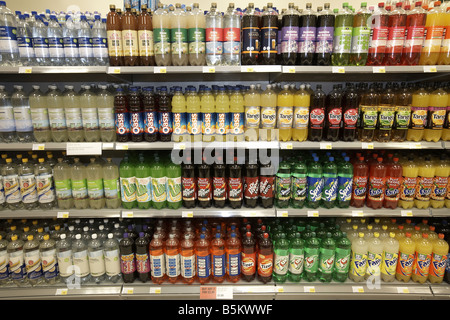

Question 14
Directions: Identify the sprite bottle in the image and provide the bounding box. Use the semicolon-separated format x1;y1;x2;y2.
166;160;182;209
275;161;291;208
336;156;353;208
273;232;289;283
306;157;323;209
119;153;137;209
333;231;352;282
318;232;336;282
321;157;338;209
288;232;304;282
151;157;167;209
135;153;152;209
304;231;320;281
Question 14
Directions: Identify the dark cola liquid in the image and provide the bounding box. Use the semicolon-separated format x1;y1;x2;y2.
197;162;212;208
228;162;243;209
325;85;342;141
297;12;317;65
244;163;259;208
260;14;278;65
213;162;227;208
241;12;261;65
182;161;196;209
308;86;326;141
341;84;359;141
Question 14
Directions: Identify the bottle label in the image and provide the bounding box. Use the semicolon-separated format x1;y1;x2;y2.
152;177;167;203
78;37;93;58
241;252;256;275
277;107;293;129
158;111;173;136
289;250;304;275
32;37;49;58
333;27;352;54
350;251;367;277
144;110;158;135
0;26;18;53
18;36;35;58
19;174;37;204
431;176;448;201
48;108;67;131
281;26;299;53
216;112;230;134
385;176;401;201
48;37;64;58
63;36;79;58
136;177;151;203
343;108;358;129
429;252;447;279
291;174;307;202
98;107;115;131
188;28;205;55
298;26;316;54
386;26;406;54
42;252;59;278
0;177;5;204
171;28;188;55
423;26;444;53
261;27;277;54
120;253;136;274
304;247;319;273
338;176;353;203
319;248;335;274
351;26;370;54
410;106;427;130
82;108;99;131
150;253;165;278
244;176;259;200
65;108;83;131
73;250;90;277
394;106;411;130
197;254;211;278
229;112;244;135
197;177;212;201
72;179;88;200
130;111;144;136
307;176;323;203
122;30;138;57
274;251;289;276
35;173;55;204
366;251;382;276
404;26;425;53
242;27;260;54
25;249;43;280
228;177;243;201
257;253;273;276
9;250;26;280
441;25;450;54
276;174;291;201
57;250;73;278
309;108;325;128
213;253;225;277
396;251;415;278
87;178;104;200
381;251;399;276
294;106;309;129
88;249;106;277
103;179;119;199
368;176;386;202
223;27;240;55
0;250;9;280
202;112;216;135
153;28;171;55
369;26;388;53
166;253;180;278
352;176;368;200
360;105;378;130
213;176;227;201
260;107;277;129
322;176;338;203
400;176;417;202
181;254;196;278
4;174;21;204
334;248;351;275
166;177;182;203
413;251;431;277
227;252;240;276
92;37;108;58
182;177;197;201
135;252;150;274
378;106;395;130
104;249;120;277
0;105;15;132
327;108;342;129
259;176;274;199
170;112;185;135
107;30;123;57
427;106;446;130
415;176;433;201
31;108;50;131
245;106;260;128
315;26;334;54
138;30;154;57
120;177;136;202
13;106;33;132
205;27;223;56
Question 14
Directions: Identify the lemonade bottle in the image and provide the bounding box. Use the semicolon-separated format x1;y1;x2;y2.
395;232;416;282
229;87;245;142
260;84;277;141
215;87;230;142
292;84;310;142
424;85;447;142
348;232;368;282
411;226;423;242
431;154;449;208
244;84;260;142
399;155;419;209
277;85;294;142
437;7;450;65
419;1;445;65
407;85;430;142
412;233;433;283
428;233;449;283
380;232;399;282
186;87;202;142
414;156;436;209
172;87;187;142
201;87;216;142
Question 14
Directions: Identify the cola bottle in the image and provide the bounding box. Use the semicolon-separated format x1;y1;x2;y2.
228;157;243;209
259;162;275;208
213;158;227;208
198;158;212;208
182;155;196;209
341;83;359;141
244;161;259;208
325;84;343;141
308;85;326;141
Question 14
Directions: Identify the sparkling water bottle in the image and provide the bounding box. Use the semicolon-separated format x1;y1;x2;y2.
0;1;19;66
0;86;17;143
11;85;33;142
63;15;80;66
32;15;50;65
223;3;241;66
78;15;94;66
103;233;121;283
16;14;35;66
91;14;108;66
47;15;65;66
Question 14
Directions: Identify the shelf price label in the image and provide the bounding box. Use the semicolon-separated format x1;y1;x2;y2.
200;286;233;299
397;287;410;294
352;210;364;217
241;66;254;73
116;143;129;150
202;66;215;73
19;67;32;74
276;286;284;293
174;143;186;150
307;210;319;217
149;287;161;294
372;67;385;73
57;212;69;219
102;143;114;149
32;144;45;151
409;143;422;149
361;142;374;150
423;66;437;73
182;211;194;218
280;142;293;150
332;67;345;74
66;142;102;156
55;288;68;296
352;286;365;293
320;142;332;150
122;287;134;295
154;67;167;74
122;211;134;218
401;210;413;217
304;286;316;293
108;67;121;74
277;210;289;217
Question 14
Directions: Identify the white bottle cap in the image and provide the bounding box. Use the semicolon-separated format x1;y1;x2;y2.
76;234;81;240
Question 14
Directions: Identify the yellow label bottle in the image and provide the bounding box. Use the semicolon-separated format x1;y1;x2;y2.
424;85;447;142
260;84;277;141
201;87;216;142
171;87;187;142
414;156;435;209
186;87;202;142
407;85;430;142
437;8;450;65
244;84;260;141
229;87;245;142
430;155;449;208
277;85;294;142
292;84;310;142
399;156;419;209
215;87;230;142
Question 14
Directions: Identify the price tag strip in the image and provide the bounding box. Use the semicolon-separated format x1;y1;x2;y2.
304;286;316;293
66;142;102;156
55;288;68;296
352;286;365;293
202;66;215;73
122;211;134;218
277;210;289;217
32;144;45;151
200;286;233;299
307;210;319;217
182;211;194;218
149;287;161;294
397;287;410;294
57;212;69;219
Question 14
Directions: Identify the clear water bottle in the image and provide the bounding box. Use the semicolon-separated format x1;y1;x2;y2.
104;233;121;283
0;86;17;143
112;223;124;241
18;158;38;210
7;234;26;286
35;158;56;209
91;15;108;66
2;158;22;210
63;15;80;66
78;15;94;66
11;85;33;142
39;234;59;284
0;1;20;66
205;3;223;66
223;3;241;66
88;233;106;283
72;234;91;284
16;15;35;66
24;234;43;286
0;234;10;286
47;15;65;66
32;15;50;65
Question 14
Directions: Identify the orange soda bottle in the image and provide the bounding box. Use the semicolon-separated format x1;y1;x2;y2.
412;233;433;283
211;232;226;283
195;233;211;284
226;232;241;283
149;233;167;284
180;233;196;284
419;1;445;65
428;233;449;283
165;233;180;283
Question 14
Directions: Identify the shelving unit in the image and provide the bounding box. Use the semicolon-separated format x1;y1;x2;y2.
2;65;450;300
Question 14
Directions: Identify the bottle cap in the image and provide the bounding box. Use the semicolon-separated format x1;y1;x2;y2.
60;234;66;239
439;233;445;239
27;235;33;241
358;232;364;238
422;233;429;238
389;232;395;238
43;234;49;241
374;232;379;238
11;235;17;241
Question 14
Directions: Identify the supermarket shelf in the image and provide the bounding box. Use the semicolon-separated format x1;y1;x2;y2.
0;208;122;219
281;65;450;74
429;208;450;217
279;141;444;150
0;66;107;74
121;207;276;219
276;207;431;218
430;284;450;299
107;65;282;74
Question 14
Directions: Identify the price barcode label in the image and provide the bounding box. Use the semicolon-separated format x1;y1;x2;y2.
122;287;134;294
108;67;121;74
281;142;293;150
332;67;345;73
57;212;69;219
154;67;167;74
277;286;284;293
372;67;385;73
304;286;316;293
203;66;215;73
182;211;194;218
288;67;296;73
149;287;161;294
116;143;129;150
423;66;437;73
174;143;186;150
122;211;134;218
361;142;374;150
241;66;254;73
401;210;413;217
32;144;45;151
409;143;422;149
277;210;289;217
55;288;68;295
19;67;32;74
352;286;364;293
320;142;332;150
307;210;319;217
352;210;364;217
102;143;114;149
397;287;410;294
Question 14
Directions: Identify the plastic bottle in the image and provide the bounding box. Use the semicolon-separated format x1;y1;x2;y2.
223;3;241;66
324;85;341;141
281;3;300;65
384;157;402;209
3;158;22;210
290;160;307;209
136;4;155;66
47;15;65;66
224;232;240;283
333;232;352;282
96;85;115;142
243;84;260;141
391;83;413;141
241;3;260;65
407;84;429;141
135;155;151;209
336;156;353;208
63;15;80;66
379;232;399;282
80;86;100;142
215;87;230;142
351;156;368;208
29;85;51;142
119;154;137;209
415;156;435;209
205;3;223;66
275;161;291;208
134;232;150;283
179;232;196;284
99;158;119;209
86;158;104;209
153;3;171;66
16;14;35;66
428;233;449;283
34;157;55;209
166;160;182;209
0;86;15;143
241;231;256;282
341;84;359;141
151;157;167;209
277;84;293;142
292;84;309;142
10;88;31;143
402;2;426;65
171;3;188;66
297;3;317;65
384;2;407;65
119;233;136;283
349;233;368;282
317;232;335;283
431;155;449;209
71;234;91;284
78;15;94;66
201;87;216;142
271;232;288;283
18;158;37;210
0;234;9;285
103;233;121;283
243;160;258;208
395;232;416;282
128;87;143;142
62;85;83;142
70;158;88;209
367;157;386;209
419;1;445;65
259;84;276;141
187;3;206;66
228;86;244;141
307;157;323;209
424;85;447;142
195;233;211;284
260;3;278;65
90;15;109;66
46;85;68;142
364;232;383;280
31;15;50;66
87;233;106;284
308;85;326;141
23;234;43;286
7;234;26;286
321;157;338;208
303;231;320;281
332;3;354;66
106;5;123;66
54;233;72;284
349;2;371;66
158;87;173;142
412;233;433;283
367;3;389;65
257;233;273;283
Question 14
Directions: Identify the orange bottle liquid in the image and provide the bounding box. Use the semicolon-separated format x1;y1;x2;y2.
165;233;180;283
195;233;211;284
149;234;167;284
226;232;242;283
180;233;196;284
211;232;226;283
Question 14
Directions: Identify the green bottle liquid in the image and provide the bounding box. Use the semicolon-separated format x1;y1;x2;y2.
119;153;137;209
332;3;354;66
166;160;182;209
349;2;371;65
333;232;352;282
135;154;152;210
290;160;307;208
288;232;304;282
150;158;167;209
336;156;353;208
321;156;338;209
275;161;291;208
273;232;290;283
318;232;336;283
306;157;323;209
304;231;320;281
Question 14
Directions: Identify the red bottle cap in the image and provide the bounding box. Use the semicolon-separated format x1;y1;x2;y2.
263;233;269;239
359;156;365;161
415;226;420;230
406;232;411;237
434;1;441;6
378;2;384;7
422;233;428;238
415;1;422;6
246;232;252;237
396;2;402;7
393;157;399;162
439;233;445;239
377;157;383;162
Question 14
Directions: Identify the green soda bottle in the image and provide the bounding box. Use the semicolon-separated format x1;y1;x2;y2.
119;153;137;209
306;157;323;209
275;161;291;208
332;3;354;66
321;157;338;209
291;160;307;208
349;2;371;66
304;231;320;281
288;232;304;282
336;156;353;208
135;154;152;209
318;232;336;283
166;160;182;209
150;158;167;209
333;231;352;282
273;233;289;283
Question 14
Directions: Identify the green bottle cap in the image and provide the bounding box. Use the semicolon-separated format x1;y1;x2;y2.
343;2;348;7
361;2;367;6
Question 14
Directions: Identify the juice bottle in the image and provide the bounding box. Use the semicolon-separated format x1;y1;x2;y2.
399;156;419;209
229;87;245;142
376;84;396;142
332;3;354;66
349;2;371;66
106;5;124;66
351;156;369;208
102;158;121;209
260;84;277;141
122;4;139;66
47;85;68;142
244;84;260;141
437;7;450;64
153;3;172;66
135;154;151;209
241;3;260;65
201;87;215;142
281;3;300;65
358;84;379;142
63;85;83;142
367;157;387;209
180;233;196;284
414;156;435;209
71;158;89;210
428;233;449;283
349;233;368;282
308;85;326;141
424;84;447;142
384;157;402;209
215;87;230;142
292;84;310;142
165;233;180;283
171;87;187;142
391;83;413;141
314;3;335;66
225;232;241;282
380;232;399;282
443;85;450;140
211;232;225;283
384;2;407;65
401;1;426;65
277;85;294;142
407;84;429;141
412;233;433;283
188;3;206;66
297;3;317;66
151;158;167;209
420;1;445;65
367;3;389;65
365;232;383;280
149;234;166;284
87;158;105;210
260;3;278;65
171;3;188;66
138;4;155;66
186;87;202;142
341;83;359;141
324;85;341;141
396;232;416;282
430;154;449;208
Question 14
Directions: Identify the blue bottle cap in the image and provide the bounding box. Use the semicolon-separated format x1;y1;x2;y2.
123;232;129;238
329;157;334;161
345;157;350;162
0;2;6;7
200;234;205;239
139;232;145;237
216;233;221;238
